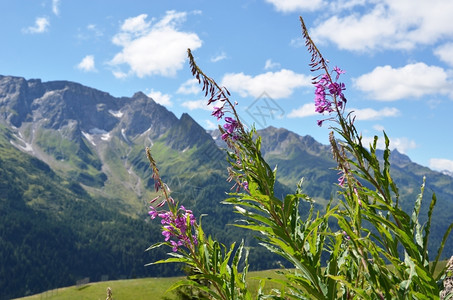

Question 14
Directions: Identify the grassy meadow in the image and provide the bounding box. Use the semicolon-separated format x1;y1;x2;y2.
14;269;287;300
14;260;449;299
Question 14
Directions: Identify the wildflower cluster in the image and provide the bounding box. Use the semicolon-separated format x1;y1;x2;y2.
211;99;241;141
188;49;265;196
314;67;346;126
149;205;197;252
188;50;242;142
222;117;239;140
146;147;198;252
145;149;251;300
302;16;347;126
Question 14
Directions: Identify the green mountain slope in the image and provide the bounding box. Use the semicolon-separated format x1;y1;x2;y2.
1;75;452;299
256;126;453;259
0;75;281;299
0;124;176;299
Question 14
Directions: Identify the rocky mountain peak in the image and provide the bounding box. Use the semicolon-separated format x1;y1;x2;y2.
258;126;330;158
389;148;412;165
0;75;184;141
165;112;216;151
132;91;148;99
119;91;178;138
0;75;38;126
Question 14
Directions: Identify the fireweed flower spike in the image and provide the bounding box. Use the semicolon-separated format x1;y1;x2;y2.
146;147;164;193
146;148;198;252
301;17;347;126
187;49;246;144
148;195;198;252
188;47;276;197
313;71;346;124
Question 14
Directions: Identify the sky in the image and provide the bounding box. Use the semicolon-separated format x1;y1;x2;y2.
1;0;453;173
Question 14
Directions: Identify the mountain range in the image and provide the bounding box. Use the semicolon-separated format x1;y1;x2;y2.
1;74;452;299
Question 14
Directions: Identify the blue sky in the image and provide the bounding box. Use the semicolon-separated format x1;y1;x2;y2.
1;0;453;173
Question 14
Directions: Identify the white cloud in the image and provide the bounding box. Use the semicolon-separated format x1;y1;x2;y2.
353;63;452;101
77;55;96;72
119;13;150;33
361;135;417;154
288;103;316;118
148;89;172;107
211;52;227;62
264;59;281;70
349;107;400;121
373;124;385;132
221;69;311;99
330;0;367;11
429;158;453;173
112;71;128;79
181;100;210;111
265;0;325;12
386;137;417;154
288;104;400;120
23;17;50;34
177;78;200;95
435;43;453;67
311;0;453;52
311;6;400;51
52;0;60;16
110;11;202;78
204;119;217;130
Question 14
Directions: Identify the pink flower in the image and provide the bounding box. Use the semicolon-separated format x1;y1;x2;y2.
148;207;158;219
212;106;224;120
333;66;346;80
223;117;238;134
150;204;198;252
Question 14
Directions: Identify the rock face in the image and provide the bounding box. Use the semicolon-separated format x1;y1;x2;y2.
0;74;225;207
0;75;178;140
0;74;188;151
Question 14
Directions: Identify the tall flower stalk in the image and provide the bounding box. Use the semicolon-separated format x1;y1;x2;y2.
145;16;453;299
146;147;198;253
145;147;251;300
300;16;452;298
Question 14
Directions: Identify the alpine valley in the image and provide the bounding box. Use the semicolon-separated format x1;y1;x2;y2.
1;75;452;299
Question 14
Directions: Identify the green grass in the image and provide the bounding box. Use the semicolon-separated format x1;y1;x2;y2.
14;270;286;300
15;277;183;300
14;261;448;300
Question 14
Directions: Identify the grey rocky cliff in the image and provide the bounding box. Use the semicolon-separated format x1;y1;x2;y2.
0;75;180;143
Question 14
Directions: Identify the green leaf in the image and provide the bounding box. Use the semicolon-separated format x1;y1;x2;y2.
425;192;437;271
433;222;453;280
166;279;224;300
145;242;167;251
146;256;190;266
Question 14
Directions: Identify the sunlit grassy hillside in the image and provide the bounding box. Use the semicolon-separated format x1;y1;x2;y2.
16;262;449;300
14;269;290;300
